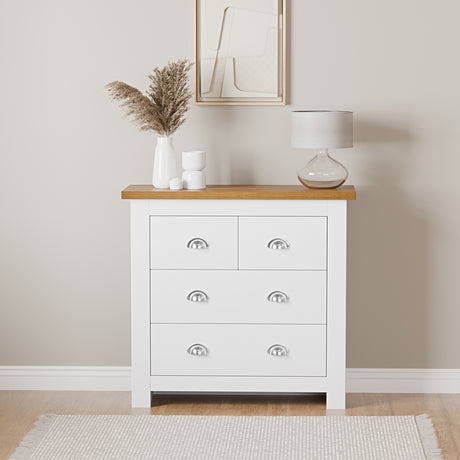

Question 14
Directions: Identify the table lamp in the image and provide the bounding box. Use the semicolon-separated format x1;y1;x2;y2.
291;111;353;189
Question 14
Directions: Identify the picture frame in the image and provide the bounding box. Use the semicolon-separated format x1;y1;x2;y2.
194;0;286;106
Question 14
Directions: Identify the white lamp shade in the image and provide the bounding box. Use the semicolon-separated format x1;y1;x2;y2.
291;111;353;149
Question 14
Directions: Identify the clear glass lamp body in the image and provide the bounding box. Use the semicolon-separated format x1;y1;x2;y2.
298;149;348;189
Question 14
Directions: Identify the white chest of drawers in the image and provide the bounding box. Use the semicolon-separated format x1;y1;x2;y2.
122;185;356;410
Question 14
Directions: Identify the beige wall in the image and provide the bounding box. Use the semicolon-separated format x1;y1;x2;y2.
1;0;459;368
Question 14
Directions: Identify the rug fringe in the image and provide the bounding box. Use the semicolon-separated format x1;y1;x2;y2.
415;414;443;460
9;414;57;460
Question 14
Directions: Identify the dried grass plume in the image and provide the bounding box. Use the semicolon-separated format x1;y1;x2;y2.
106;59;192;136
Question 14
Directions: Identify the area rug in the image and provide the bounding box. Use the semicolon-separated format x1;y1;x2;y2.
10;414;442;460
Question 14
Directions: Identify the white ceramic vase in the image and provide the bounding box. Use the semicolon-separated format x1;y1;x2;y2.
152;136;177;189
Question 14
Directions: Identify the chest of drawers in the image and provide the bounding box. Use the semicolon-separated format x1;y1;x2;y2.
122;185;356;410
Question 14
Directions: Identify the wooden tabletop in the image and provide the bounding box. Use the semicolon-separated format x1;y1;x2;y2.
121;185;356;200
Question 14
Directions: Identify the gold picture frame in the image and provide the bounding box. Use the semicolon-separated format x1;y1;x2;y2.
194;0;286;106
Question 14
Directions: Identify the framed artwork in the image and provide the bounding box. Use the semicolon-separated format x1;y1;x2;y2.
194;0;286;105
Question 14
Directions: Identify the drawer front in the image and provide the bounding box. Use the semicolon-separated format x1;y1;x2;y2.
150;324;326;377
239;217;327;270
150;216;238;269
151;270;326;324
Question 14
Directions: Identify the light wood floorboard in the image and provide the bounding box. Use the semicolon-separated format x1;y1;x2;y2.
0;392;459;459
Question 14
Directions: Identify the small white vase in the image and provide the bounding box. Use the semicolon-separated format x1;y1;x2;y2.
182;150;206;171
152;136;177;189
183;170;206;190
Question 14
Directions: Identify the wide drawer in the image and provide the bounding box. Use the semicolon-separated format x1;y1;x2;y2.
150;324;326;377
150;216;238;269
150;270;326;324
239;217;327;270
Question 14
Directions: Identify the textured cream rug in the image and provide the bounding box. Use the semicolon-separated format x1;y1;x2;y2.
11;414;442;460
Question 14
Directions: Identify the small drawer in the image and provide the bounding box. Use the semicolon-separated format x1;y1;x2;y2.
150;270;326;324
150;324;326;377
150;216;238;269
239;217;327;270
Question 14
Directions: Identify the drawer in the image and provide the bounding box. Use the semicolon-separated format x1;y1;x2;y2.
150;216;238;269
150;270;326;324
239;217;327;270
151;324;326;377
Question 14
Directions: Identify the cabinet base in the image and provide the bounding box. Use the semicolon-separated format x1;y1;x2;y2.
132;390;345;411
132;375;346;410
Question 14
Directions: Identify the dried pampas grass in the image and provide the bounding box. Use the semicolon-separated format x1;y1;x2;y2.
106;59;192;136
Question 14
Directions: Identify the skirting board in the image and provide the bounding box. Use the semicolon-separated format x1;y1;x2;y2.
0;367;459;393
0;367;130;391
347;368;460;394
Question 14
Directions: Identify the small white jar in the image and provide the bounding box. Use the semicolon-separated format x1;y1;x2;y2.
169;178;183;190
182;150;206;171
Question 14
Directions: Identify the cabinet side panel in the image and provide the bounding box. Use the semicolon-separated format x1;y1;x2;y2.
326;201;347;410
130;200;151;407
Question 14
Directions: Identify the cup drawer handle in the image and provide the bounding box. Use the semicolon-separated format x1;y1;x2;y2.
187;290;209;303
267;291;289;303
187;344;208;357
267;344;289;357
187;238;209;250
267;238;290;250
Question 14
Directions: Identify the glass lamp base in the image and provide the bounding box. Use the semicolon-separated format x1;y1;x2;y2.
297;149;348;189
298;176;346;189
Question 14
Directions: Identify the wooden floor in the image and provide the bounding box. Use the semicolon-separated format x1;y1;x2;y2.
0;392;459;459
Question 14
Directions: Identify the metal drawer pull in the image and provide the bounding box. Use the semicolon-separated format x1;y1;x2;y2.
187;238;209;250
187;344;208;357
187;290;209;303
267;238;290;250
267;344;289;357
267;291;289;303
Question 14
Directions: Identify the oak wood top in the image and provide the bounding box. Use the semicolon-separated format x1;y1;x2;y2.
121;185;356;200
